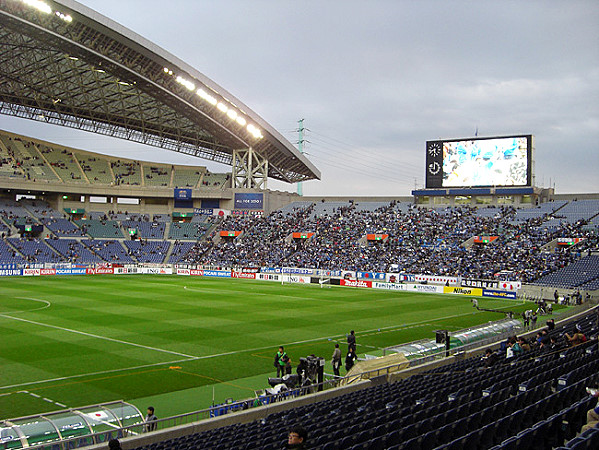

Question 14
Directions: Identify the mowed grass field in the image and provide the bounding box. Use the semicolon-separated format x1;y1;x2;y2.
0;275;547;420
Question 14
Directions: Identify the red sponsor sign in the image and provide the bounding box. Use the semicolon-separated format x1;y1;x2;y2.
87;267;115;275
340;279;372;288
232;272;256;279
190;269;203;276
40;268;56;276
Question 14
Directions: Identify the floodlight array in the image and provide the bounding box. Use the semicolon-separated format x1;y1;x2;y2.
20;0;72;22
167;68;263;140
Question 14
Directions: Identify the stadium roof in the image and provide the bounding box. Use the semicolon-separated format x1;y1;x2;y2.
0;0;320;183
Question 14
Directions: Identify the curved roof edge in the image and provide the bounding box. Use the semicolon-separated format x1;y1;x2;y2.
52;0;320;180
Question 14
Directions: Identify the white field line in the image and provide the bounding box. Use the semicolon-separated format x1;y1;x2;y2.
9;297;52;313
0;313;196;358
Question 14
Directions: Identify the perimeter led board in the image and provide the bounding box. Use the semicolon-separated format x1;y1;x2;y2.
425;135;533;188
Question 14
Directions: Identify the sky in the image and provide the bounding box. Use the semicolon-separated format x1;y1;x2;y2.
2;0;598;196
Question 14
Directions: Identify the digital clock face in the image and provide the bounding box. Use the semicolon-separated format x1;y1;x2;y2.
428;142;441;158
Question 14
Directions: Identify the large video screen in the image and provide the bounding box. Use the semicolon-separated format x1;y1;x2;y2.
425;135;532;188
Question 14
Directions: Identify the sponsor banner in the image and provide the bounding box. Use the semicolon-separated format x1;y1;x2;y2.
23;268;40;276
0;264;19;270
498;281;522;291
373;282;407;291
443;286;483;296
194;208;214;215
356;272;386;280
342;271;356;279
415;274;458;285
232;272;256;279
261;267;315;275
56;268;87;275
231;210;264;216
483;289;517;299
194;269;231;278
283;275;311;284
87;267;114;275
387;273;416;283
462;279;499;289
40;268;55;276
242;267;260;273
177;268;191;276
138;267;173;275
257;273;281;282
234;193;263;210
340;279;372;288
315;269;342;277
406;283;444;293
114;267;138;275
0;269;22;276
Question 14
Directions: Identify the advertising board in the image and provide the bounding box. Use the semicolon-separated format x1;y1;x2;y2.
443;286;483;296
482;289;517;299
373;282;407;291
340;279;372;288
232;272;256;279
406;284;444;293
0;269;22;276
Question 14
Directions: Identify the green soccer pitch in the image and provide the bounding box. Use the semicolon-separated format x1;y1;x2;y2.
0;275;556;419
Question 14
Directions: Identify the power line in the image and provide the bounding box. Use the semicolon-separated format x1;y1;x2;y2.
308;130;423;171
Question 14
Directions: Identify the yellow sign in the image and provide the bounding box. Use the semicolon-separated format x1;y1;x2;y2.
443;286;483;296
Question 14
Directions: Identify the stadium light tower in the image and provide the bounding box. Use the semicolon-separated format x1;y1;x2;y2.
297;119;306;196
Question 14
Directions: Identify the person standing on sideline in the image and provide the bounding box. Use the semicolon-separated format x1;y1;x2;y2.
144;406;157;432
275;346;286;377
331;343;341;377
347;330;356;352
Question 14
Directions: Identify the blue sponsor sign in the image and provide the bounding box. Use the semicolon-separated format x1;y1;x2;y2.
357;272;386;280
174;188;192;200
0;269;22;276
202;270;231;278
56;268;87;275
261;267;281;274
482;289;517;299
194;208;213;215
234;193;263;210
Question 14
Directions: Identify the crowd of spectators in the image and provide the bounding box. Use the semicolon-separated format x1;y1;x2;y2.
178;202;597;283
0;200;596;283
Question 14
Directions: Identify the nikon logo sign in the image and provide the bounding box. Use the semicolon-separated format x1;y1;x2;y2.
444;286;483;296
